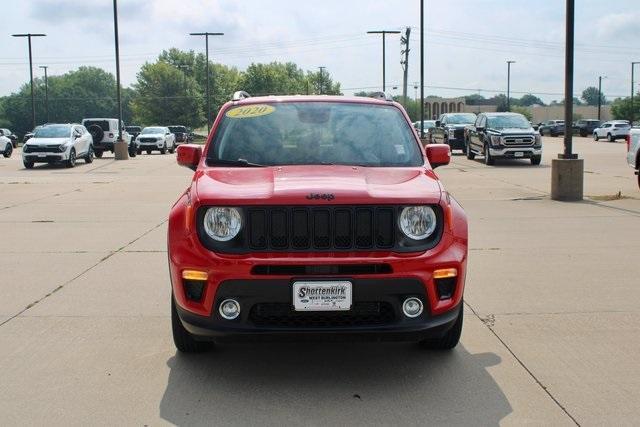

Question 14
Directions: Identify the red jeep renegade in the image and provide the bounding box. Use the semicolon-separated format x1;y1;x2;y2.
169;93;468;352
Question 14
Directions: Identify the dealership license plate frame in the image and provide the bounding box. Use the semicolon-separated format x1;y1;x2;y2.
514;151;524;157
292;281;352;311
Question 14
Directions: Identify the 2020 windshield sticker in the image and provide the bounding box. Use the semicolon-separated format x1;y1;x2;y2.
226;104;275;119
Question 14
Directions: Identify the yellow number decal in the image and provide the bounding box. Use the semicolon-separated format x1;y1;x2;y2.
226;104;275;119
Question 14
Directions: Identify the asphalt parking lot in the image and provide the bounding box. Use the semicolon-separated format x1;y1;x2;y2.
1;136;639;425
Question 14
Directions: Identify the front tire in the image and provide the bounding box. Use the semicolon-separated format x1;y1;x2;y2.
607;133;613;142
94;149;103;158
3;143;12;158
84;146;94;163
593;133;599;141
420;303;463;350
465;140;475;160
531;155;542;165
24;160;34;169
171;297;213;353
169;144;175;154
66;148;76;168
160;143;167;154
484;143;495;165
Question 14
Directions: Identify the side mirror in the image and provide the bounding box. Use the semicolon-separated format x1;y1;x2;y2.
177;144;202;171
425;144;451;169
435;120;441;127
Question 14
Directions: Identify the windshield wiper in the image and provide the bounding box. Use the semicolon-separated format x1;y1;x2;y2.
207;158;265;167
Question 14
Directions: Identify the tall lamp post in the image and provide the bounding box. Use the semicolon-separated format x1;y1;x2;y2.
506;60;515;111
11;33;46;130
631;62;640;125
366;30;401;92
597;75;607;121
112;0;128;159
189;32;224;133
420;0;425;138
39;66;49;123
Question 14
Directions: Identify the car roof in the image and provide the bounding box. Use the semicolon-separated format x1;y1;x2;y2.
229;94;397;107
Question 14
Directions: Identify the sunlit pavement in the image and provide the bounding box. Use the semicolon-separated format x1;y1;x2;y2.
0;137;638;425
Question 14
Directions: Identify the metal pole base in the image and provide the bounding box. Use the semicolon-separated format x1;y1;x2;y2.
113;141;129;160
551;157;583;201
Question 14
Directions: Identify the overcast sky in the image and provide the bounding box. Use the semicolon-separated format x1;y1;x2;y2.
2;0;640;103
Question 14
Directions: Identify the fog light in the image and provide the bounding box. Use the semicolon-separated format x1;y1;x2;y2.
219;299;240;320
402;297;423;318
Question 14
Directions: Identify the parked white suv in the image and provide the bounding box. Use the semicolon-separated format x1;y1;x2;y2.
628;128;640;189
136;126;176;154
0;135;12;158
593;120;631;142
81;118;134;158
22;123;94;169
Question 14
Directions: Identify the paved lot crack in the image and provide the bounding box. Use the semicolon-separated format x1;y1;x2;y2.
464;300;581;426
0;219;167;329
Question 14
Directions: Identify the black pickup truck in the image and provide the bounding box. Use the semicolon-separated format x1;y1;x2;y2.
465;112;542;165
431;113;477;152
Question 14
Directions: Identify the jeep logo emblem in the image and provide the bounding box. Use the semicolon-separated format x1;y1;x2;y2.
306;193;335;201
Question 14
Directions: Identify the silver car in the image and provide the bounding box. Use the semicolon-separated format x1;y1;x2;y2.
593;120;631;142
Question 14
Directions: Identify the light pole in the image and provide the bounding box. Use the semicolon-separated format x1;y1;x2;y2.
39;66;49;123
11;33;46;130
597;75;607;120
631;62;640;125
367;30;401;92
190;32;224;133
318;66;326;95
111;0;128;159
420;0;425;138
507;60;515;111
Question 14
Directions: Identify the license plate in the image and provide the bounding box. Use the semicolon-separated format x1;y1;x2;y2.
37;153;46;157
514;152;524;157
293;281;352;311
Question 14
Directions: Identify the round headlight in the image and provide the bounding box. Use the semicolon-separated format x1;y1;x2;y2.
399;206;437;240
203;207;242;241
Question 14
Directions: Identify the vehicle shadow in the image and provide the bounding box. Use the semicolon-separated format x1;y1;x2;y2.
471;159;551;169
159;342;511;425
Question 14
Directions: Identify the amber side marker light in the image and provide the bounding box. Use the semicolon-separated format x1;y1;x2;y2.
433;268;457;279
182;270;208;281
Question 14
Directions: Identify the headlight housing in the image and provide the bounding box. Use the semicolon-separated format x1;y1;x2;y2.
203;207;242;242
490;135;502;145
398;206;437;240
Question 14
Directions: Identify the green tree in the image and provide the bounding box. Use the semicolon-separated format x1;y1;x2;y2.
582;86;605;106
610;96;640;121
239;62;308;96
511;106;532;121
519;94;545;106
131;61;204;127
465;94;486;105
307;70;341;95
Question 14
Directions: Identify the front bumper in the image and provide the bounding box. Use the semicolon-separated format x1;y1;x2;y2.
139;142;164;149
489;146;542;158
23;151;70;162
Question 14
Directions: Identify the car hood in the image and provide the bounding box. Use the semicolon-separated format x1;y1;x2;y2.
25;137;70;145
194;165;442;205
488;127;535;135
138;133;164;139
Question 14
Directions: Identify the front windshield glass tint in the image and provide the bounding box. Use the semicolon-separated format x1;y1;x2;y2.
447;114;476;124
142;127;164;134
208;102;422;167
33;125;71;138
487;115;531;129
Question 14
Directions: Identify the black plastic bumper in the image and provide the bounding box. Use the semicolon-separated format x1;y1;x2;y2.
176;278;462;342
24;154;63;162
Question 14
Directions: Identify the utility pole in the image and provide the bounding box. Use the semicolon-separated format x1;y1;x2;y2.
420;0;425;138
190;32;224;133
39;66;49;123
112;0;128;159
401;27;411;106
507;60;515;111
597;75;606;120
632;62;640;125
318;66;326;94
367;30;401;92
11;33;46;130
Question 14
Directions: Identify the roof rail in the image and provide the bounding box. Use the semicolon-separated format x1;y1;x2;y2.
368;91;394;102
232;91;251;101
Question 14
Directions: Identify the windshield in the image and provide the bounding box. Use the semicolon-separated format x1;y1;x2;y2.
33;125;71;138
141;127;165;134
126;126;141;132
168;126;187;133
446;114;476;125
487;115;531;129
208;102;422;167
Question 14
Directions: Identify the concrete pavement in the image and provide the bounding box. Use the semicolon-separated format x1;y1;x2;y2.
0;137;638;425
